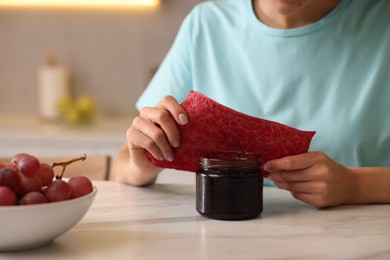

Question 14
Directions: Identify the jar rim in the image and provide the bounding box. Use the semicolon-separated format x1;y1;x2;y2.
199;151;261;170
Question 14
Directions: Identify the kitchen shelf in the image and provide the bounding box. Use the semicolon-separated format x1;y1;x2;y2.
0;114;130;158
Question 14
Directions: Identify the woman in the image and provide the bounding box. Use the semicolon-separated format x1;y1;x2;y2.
111;0;390;208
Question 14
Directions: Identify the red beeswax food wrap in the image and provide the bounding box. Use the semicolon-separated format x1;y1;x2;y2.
147;91;316;176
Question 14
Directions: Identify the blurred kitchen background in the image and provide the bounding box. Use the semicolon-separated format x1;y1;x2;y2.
0;0;203;160
0;0;202;117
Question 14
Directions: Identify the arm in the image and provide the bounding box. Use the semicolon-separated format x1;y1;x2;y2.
264;151;390;208
110;143;160;187
110;96;189;186
350;167;390;205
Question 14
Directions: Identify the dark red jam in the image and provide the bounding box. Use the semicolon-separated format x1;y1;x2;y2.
196;152;263;220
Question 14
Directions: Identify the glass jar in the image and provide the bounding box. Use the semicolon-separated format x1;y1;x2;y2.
196;151;263;220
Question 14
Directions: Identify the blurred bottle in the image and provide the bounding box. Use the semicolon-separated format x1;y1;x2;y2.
38;53;70;122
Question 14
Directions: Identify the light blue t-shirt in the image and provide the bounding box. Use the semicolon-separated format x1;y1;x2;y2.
137;0;390;172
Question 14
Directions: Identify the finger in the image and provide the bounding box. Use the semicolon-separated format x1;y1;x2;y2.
127;127;163;161
140;107;181;150
129;117;173;162
268;170;283;182
274;180;325;194
155;95;189;148
270;169;313;182
157;95;189;125
265;151;325;172
291;192;328;209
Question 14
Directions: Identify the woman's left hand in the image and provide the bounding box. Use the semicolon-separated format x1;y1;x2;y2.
264;151;357;208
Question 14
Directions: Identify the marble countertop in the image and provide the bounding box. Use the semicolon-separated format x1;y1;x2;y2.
2;170;390;260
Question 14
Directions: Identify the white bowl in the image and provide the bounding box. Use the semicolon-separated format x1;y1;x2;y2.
0;187;97;251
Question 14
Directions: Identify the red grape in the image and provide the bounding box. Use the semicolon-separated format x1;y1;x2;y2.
10;153;29;162
0;186;17;206
0;153;92;207
16;174;43;196
68;176;93;198
36;163;55;186
20;191;48;205
10;153;30;169
44;180;72;202
0;167;20;190
12;153;40;178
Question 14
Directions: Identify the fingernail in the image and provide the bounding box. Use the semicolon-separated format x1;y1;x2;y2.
158;156;164;161
263;163;270;171
179;113;188;125
172;140;180;148
167;154;174;162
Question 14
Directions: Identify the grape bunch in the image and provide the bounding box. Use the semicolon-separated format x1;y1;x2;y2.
0;153;93;206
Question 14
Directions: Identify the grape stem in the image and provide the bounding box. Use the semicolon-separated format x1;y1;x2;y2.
52;154;87;179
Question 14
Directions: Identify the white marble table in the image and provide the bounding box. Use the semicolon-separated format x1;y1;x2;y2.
2;170;390;260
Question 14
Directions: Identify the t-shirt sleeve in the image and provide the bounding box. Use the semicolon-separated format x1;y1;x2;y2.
135;8;199;111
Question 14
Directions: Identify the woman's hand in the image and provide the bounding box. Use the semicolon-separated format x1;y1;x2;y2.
264;151;357;208
111;95;188;186
128;96;188;167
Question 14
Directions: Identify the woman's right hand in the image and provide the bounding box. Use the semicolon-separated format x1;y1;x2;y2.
111;95;189;186
129;95;189;168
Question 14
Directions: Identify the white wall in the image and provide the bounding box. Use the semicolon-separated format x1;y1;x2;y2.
0;0;202;117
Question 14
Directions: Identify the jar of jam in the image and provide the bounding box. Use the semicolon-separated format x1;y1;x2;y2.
196;151;263;220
